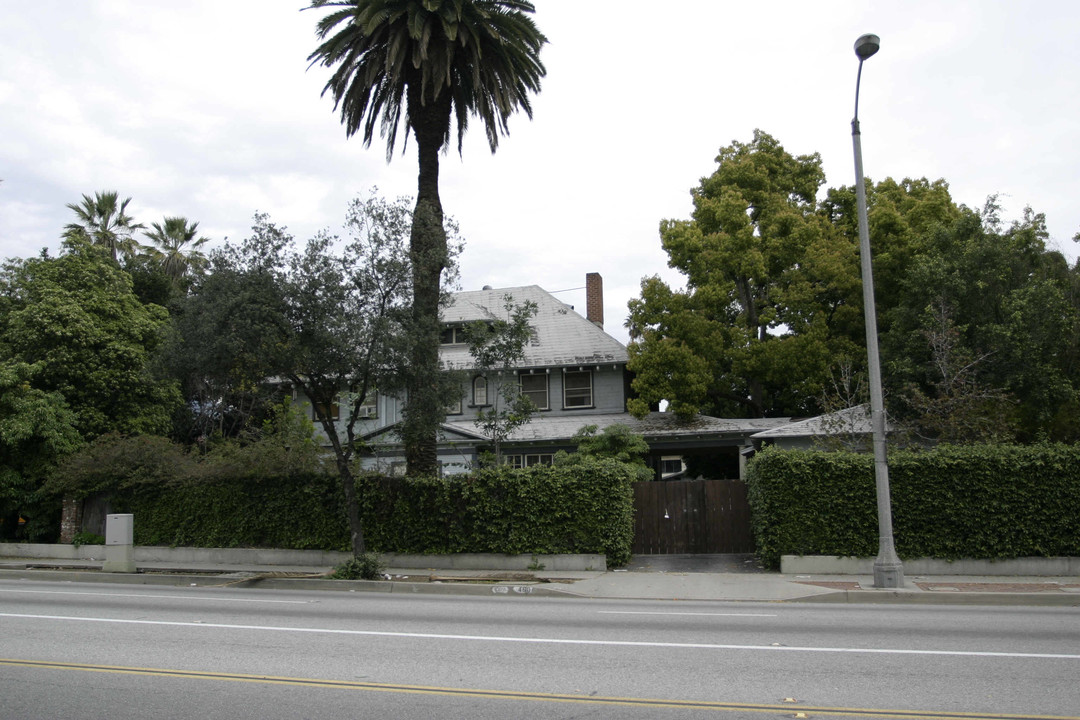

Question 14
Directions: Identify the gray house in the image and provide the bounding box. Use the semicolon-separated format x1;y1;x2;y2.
298;274;789;478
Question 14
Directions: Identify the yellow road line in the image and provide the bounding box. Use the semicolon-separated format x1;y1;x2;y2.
2;658;1077;720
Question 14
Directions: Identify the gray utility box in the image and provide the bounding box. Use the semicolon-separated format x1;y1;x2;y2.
103;514;135;573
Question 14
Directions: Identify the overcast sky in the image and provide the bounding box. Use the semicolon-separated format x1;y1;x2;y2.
3;1;1078;345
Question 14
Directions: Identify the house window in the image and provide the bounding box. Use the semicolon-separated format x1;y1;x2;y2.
312;398;339;421
563;370;593;408
440;326;466;345
446;393;463;415
472;375;488;406
519;373;548;410
660;456;685;479
356;393;378;420
506;453;554;468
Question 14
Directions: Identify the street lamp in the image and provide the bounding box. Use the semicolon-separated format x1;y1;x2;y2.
851;33;904;589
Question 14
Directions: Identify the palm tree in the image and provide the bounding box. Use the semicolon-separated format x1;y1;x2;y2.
144;216;210;286
64;191;145;262
307;0;546;475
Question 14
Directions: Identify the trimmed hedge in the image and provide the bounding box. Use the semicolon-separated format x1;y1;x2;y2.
111;457;635;566
746;444;1080;569
359;461;635;565
118;473;350;552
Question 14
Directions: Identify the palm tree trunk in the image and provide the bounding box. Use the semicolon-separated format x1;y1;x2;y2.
402;92;451;477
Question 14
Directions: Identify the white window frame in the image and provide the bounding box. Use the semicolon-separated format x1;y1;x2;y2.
506;453;554;468
519;373;549;410
563;370;593;409
472;375;488;406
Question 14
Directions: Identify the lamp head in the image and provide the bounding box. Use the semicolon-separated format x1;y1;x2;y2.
855;34;880;61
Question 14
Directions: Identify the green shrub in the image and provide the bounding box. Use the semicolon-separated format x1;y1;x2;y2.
330;553;386;580
71;531;105;547
746;444;1080;568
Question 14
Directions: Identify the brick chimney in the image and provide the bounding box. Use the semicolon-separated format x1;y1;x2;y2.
586;272;604;329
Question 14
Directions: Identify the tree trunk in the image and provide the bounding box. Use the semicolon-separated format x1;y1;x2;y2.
337;459;366;556
402;90;451;477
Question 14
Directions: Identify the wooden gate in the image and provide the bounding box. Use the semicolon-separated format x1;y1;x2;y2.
632;479;753;555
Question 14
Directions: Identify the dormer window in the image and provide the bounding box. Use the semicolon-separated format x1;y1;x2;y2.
440;326;467;345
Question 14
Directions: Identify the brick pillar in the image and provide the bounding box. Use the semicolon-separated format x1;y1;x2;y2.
60;496;82;543
586;272;604;329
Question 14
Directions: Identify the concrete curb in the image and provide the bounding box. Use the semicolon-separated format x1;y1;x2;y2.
790;589;1080;607
0;567;568;597
781;555;1080;576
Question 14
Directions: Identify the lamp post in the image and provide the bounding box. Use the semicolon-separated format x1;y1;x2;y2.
851;33;904;589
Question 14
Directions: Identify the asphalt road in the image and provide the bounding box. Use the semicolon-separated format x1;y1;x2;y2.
2;578;1078;719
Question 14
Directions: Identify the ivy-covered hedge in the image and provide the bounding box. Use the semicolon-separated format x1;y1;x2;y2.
117;473;351;552
746;444;1080;569
359;460;635;565
110;457;635;566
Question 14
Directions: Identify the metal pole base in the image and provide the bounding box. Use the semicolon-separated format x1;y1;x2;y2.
873;557;905;588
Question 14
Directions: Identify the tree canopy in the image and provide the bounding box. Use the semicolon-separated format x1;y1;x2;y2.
168;190;460;553
629;129;1080;443
0;240;181;439
628;130;858;420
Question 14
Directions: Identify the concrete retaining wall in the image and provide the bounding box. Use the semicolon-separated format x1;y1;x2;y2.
781;555;1080;576
0;543;606;572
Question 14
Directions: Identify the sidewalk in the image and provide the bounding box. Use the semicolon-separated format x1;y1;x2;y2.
2;553;1078;606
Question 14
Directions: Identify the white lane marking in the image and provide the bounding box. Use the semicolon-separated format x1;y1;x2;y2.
0;589;310;604
3;613;1078;660
599;611;776;617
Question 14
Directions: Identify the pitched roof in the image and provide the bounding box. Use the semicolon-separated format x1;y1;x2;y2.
440;285;628;371
749;405;880;439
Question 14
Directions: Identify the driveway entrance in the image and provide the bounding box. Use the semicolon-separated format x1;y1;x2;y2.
631;479;754;555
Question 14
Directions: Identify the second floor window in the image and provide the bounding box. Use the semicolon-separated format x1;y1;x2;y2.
519;373;549;410
472;375;488;406
440;326;466;344
356;393;378;420
312;398;340;421
563;370;593;408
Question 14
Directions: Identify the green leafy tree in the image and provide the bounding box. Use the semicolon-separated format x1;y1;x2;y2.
280;194;417;555
628;130;857;419
0;361;81;539
463;295;538;465
63;191;146;262
898;301;1017;443
881;198;1080;441
0;240;181;439
557;424;653;482
820;176;961;311
171;191;458;555
307;0;547;475
166;216;293;443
